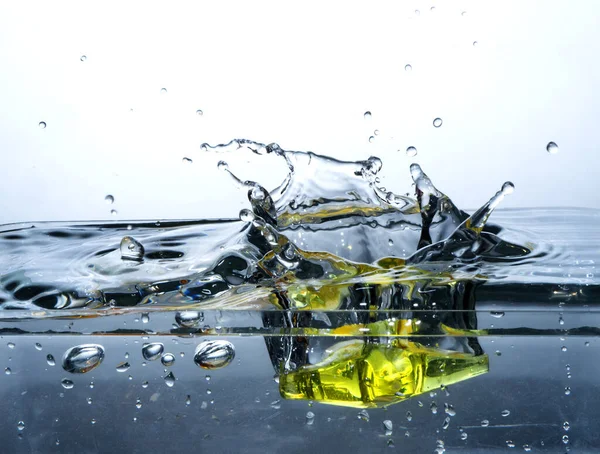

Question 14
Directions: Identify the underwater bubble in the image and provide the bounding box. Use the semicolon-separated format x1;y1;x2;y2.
368;136;375;143
196;109;203;116
47;354;56;366
460;433;468;441
116;362;130;372
563;421;570;431
110;209;117;216
175;311;203;328
135;398;142;409
562;435;569;444
39;121;46;129
120;236;144;261
561;346;567;352
141;313;149;323
161;353;175;367
142;343;164;361
506;441;515;448
160;88;167;94
406;411;412;422
7;342;15;349
473;41;478;47
80;55;87;62
62;344;105;374
194;340;235;370
357;410;370;422
442;417;450;430
306;411;315;425
405;64;412;71
35;343;42;351
565;387;571;395
364;111;372;119
383;420;393;435
374;129;380;136
61;379;74;389
433;118;443;128
481;420;489;427
547;141;559;154
104;195;114;204
182;157;193;164
5;367;11;375
217;161;229;171
501;409;510;417
501;181;515;195
490;311;505;318
406;146;417;157
17;421;25;431
164;371;176;387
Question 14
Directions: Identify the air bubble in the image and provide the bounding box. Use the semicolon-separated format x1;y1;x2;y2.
182;157;193;164
501;409;510;417
433;118;443;128
306;411;315;425
369;136;375;143
110;209;117;216
164;371;176;387
561;346;567;352
47;354;56;366
383;420;393;435
175;311;203;328
39;121;46;129
62;344;105;374
563;421;570;431
160;88;167;94
406;146;417;157
61;379;74;389
105;195;114;204
80;55;87;62
217;161;229;171
565;387;571;395
17;421;25;431
196;110;203;116
364;111;372;119
194;340;235;369
161;353;175;367
357;410;370;422
405;64;412;71
5;367;11;375
116;362;130;372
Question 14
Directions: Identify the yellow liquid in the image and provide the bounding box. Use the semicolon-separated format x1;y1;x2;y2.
279;336;488;408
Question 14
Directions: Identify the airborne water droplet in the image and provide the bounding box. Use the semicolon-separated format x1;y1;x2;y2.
105;195;114;204
546;141;559;154
433;118;443;128
501;181;515;195
39;121;46;129
62;344;105;374
194;340;235;370
406;146;417;157
116;362;130;372
473;41;478;47
164;371;176;387
61;379;74;389
142;343;164;361
175;311;203;328
161;353;175;367
120;236;144;261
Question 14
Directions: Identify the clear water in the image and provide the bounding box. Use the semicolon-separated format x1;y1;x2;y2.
1;141;599;452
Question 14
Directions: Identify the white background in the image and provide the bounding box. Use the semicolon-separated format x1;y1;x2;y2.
0;0;598;223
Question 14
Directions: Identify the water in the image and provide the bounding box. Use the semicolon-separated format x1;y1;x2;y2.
1;140;600;452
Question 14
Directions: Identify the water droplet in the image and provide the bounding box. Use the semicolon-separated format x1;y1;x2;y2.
565;386;571;395
364;111;372;119
161;353;175;367
561;346;567;352
182;157;193;164
357;410;369;422
61;379;74;389
501;181;515;195
306;411;315;425
460;432;468;441
35;343;42;351
120;236;144;261
501;409;510;417
442;417;450;430
39;121;46;129
175;311;203;328
7;342;15;349
116;362;130;372
164;371;176;387
406;146;417;157
110;209;118;216
142;343;164;361
194;340;235;370
104;195;114;204
17;421;25;431
481;420;489;427
62;344;105;374
160;88;167;94
5;367;11;375
433;118;443;128
47;354;56;366
383;419;393;435
135;398;142;409
368;136;375;143
563;421;570;431
196;109;203;116
80;55;87;62
405;64;412;71
547;141;559;154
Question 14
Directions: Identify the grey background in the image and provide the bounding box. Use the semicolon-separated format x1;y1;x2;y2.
1;0;599;224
